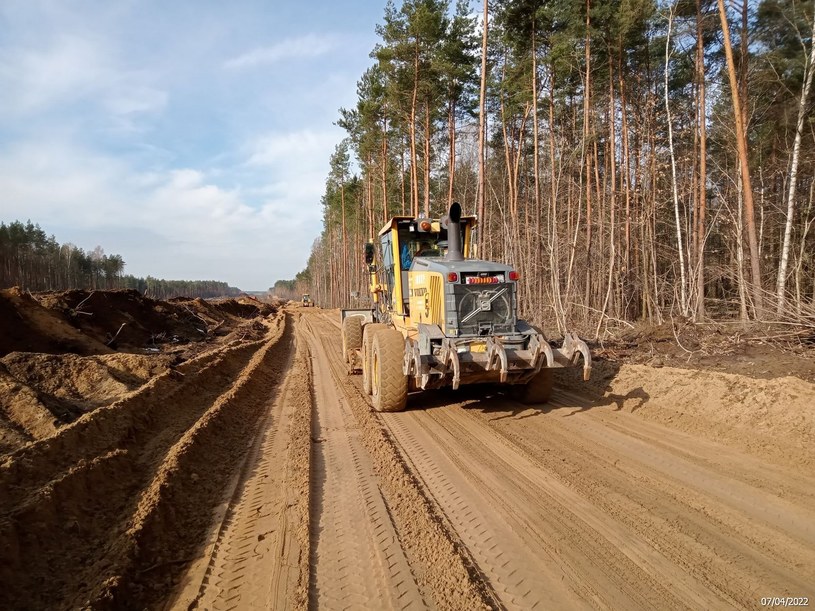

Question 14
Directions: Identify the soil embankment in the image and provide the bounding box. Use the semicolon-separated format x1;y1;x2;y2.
0;288;278;456
0;289;286;610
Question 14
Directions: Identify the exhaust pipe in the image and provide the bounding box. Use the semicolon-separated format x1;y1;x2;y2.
445;201;464;262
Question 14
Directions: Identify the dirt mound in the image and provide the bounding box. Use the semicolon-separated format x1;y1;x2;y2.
168;296;277;334
0;352;174;454
594;320;815;383
0;289;281;457
0;316;289;610
34;289;209;351
0;288;112;356
30;290;276;353
221;319;269;343
558;360;815;470
207;297;276;319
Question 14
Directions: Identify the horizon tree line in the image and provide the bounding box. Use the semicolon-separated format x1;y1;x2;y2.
0;220;241;300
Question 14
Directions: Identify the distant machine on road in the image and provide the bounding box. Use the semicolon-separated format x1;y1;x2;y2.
301;293;314;308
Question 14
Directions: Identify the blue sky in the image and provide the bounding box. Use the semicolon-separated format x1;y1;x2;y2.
0;0;384;290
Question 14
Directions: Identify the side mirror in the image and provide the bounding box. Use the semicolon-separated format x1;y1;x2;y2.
364;242;375;265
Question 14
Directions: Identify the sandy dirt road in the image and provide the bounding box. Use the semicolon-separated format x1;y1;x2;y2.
172;308;814;610
4;304;813;610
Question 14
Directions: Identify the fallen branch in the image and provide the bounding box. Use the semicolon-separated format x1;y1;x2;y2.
696;320;815;329
183;305;208;326
74;291;95;314
741;330;814;342
670;315;695;355
106;323;127;346
567;301;635;332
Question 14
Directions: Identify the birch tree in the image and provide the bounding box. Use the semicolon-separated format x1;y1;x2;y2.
776;6;815;314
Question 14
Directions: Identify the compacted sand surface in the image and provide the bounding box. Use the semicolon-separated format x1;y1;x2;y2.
1;296;813;610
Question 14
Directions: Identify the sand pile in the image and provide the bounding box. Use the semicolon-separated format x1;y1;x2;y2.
0;352;174;454
0;288;111;356
559;360;815;470
0;288;278;455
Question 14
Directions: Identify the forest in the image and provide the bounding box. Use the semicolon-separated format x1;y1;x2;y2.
0;220;241;300
295;0;815;333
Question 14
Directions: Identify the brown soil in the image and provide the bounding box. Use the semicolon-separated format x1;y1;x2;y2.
0;288;112;356
0;313;290;610
0;352;174;452
32;289;278;354
0;289;278;457
1;299;813;610
592;319;815;382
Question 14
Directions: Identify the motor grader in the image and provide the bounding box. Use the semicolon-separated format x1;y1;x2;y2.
340;202;591;412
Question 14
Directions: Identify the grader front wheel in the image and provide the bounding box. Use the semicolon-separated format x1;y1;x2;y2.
362;323;388;394
371;329;408;412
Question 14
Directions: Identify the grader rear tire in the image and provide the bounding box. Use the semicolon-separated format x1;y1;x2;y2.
341;316;363;364
362;323;388;394
371;329;408;412
512;369;554;404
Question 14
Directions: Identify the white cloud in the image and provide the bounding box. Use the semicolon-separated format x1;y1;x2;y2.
0;136;321;289
244;128;342;220
103;85;168;116
248;128;339;166
0;2;381;289
0;34;166;119
0;35;103;113
224;33;339;69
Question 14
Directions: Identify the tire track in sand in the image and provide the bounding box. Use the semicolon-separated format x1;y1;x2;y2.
304;316;425;610
170;315;311;611
382;411;585;610
1;318;288;611
471;390;815;608
303;310;493;611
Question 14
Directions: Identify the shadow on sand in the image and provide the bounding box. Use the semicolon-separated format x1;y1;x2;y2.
405;361;650;421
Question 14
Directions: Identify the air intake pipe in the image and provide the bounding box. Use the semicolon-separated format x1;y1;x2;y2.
444;201;464;262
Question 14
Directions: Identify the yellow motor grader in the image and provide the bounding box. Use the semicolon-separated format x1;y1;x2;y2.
340;202;591;412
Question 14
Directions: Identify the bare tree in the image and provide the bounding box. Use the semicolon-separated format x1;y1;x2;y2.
776;9;815;315
476;0;488;256
665;6;689;316
717;0;763;317
695;0;709;320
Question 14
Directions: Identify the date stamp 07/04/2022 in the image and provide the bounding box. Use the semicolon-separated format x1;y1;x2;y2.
761;597;810;607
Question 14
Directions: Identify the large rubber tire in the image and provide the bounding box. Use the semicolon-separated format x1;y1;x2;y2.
362;323;388;394
511;369;554;404
371;329;408;412
341;316;363;364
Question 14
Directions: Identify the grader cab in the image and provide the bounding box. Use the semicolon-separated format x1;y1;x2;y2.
341;202;591;412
